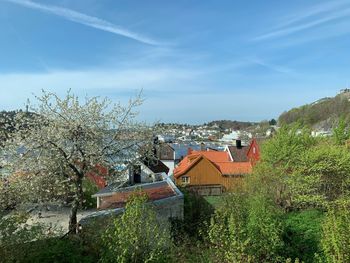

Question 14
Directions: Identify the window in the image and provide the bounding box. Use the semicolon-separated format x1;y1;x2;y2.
181;176;190;184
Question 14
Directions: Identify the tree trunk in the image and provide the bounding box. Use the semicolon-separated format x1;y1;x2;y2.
68;176;83;234
68;199;79;234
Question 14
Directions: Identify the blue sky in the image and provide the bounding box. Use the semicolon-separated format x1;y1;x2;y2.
1;0;350;124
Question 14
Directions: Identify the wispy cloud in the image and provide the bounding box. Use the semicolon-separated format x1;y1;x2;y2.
276;0;349;29
0;67;301;123
253;1;350;41
247;57;294;75
5;0;160;45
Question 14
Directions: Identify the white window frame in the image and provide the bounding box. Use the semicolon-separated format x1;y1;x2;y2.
181;176;190;184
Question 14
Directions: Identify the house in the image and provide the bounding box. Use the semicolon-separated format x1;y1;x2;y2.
156;143;175;175
173;149;252;195
224;138;261;164
220;130;240;142
224;139;250;162
128;158;169;184
79;175;184;226
246;138;261;164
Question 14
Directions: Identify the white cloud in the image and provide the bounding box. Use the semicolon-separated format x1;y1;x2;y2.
276;0;349;29
0;67;203;108
5;0;160;45
254;3;350;41
247;58;294;75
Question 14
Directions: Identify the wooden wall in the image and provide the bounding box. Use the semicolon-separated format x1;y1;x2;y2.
175;157;243;192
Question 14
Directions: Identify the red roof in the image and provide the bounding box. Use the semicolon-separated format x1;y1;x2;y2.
174;150;252;178
99;184;176;210
86;164;108;189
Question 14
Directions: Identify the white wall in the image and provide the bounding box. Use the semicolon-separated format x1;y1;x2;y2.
140;164;155;183
161;160;175;176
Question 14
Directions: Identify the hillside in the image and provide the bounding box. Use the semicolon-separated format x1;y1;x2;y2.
278;90;350;129
206;120;257;130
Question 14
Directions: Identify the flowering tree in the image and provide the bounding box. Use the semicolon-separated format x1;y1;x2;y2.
1;90;154;234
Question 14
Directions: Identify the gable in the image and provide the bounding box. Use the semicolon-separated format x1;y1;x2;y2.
228;145;249;162
157;143;175;160
184;157;223;185
247;139;261;162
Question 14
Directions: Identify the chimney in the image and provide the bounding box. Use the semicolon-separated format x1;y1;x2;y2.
187;147;193;155
200;142;205;151
236;139;242;148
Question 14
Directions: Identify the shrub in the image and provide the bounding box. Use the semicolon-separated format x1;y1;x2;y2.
208;192;284;262
171;188;214;241
100;192;172;263
245;195;284;262
282;209;324;263
320;203;350;263
82;178;98;209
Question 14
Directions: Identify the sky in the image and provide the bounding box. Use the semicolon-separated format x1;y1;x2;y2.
1;0;350;124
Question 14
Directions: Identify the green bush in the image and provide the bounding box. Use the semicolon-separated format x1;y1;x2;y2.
246;195;284;262
282;209;324;263
14;237;96;263
320;203;350;263
208;192;284;262
82;178;98;209
0;212;50;260
100;192;172;263
171;188;214;241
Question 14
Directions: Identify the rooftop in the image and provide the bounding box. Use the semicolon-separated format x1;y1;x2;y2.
93;177;180;210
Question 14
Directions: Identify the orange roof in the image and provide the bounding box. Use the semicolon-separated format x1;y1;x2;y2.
174;150;252;178
190;150;231;162
173;154;202;178
216;162;252;175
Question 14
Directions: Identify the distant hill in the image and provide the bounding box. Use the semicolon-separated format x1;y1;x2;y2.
206;120;257;130
278;89;350;129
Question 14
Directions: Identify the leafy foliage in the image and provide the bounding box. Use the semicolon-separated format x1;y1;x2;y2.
101;192;172;263
171;188;214;241
208;191;284;262
0;211;64;261
81;178;98;209
332;117;349;145
290;144;350;207
320;203;350;263
282;209;324;263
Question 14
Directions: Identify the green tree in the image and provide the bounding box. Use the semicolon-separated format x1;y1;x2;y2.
290;144;350;208
208;192;284;262
252;125;316;209
333;117;349;145
320;203;350;263
246;195;284;262
269;119;277;125
208;192;251;262
101;192;172;263
2;90;153;234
